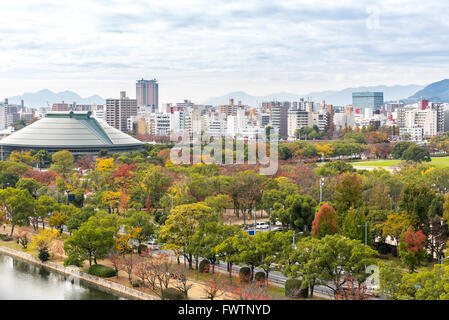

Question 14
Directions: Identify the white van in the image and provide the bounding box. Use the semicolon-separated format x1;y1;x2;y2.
256;222;269;229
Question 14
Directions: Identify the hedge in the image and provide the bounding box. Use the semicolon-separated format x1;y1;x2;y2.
285;279;308;298
88;264;117;278
239;267;251;283
255;272;266;283
199;260;210;273
162;288;185;300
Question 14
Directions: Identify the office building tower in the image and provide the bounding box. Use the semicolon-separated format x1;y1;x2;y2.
352;92;384;112
136;79;159;112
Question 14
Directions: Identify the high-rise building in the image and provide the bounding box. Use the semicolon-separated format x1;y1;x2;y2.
266;101;290;139
288;109;312;138
352;92;384;112
136;79;159;112
105;91;137;132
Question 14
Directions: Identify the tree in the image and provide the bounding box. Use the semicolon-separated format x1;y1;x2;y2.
392;141;413;159
274;194;316;232
334;173;363;224
308;235;378;298
399;183;435;229
63;213;116;266
399;263;449;300
159;202;216;269
15;178;43;198
49;150;75;178
280;236;321;297
35;195;59;230
125;210;156;253
311;204;339;239
215;230;245;280
378;261;404;300
381;212;413;247
399;229;427;273
342;207;370;245
30;229;59;254
401;144;431;163
0;188;35;237
9;151;37;166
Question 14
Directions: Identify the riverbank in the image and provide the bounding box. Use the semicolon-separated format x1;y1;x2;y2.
0;245;159;300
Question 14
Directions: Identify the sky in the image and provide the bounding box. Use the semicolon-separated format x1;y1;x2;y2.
1;0;449;103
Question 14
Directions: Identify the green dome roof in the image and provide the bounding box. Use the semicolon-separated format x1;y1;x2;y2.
0;111;144;150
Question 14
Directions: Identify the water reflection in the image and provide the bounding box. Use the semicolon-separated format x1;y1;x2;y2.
0;253;126;300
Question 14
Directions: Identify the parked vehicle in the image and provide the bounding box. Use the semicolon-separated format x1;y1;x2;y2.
256;222;270;229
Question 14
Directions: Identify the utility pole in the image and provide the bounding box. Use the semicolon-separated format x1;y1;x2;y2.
358;224;368;246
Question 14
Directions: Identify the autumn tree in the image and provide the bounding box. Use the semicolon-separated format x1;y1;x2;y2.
49;150;75;178
399;229;427;273
311;203;339;239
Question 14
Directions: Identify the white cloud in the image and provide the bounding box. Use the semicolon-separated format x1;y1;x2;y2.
1;0;449;103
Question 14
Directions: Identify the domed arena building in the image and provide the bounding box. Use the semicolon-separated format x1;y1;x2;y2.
0;111;145;158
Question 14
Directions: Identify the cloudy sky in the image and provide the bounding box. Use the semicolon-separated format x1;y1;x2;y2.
1;0;449;103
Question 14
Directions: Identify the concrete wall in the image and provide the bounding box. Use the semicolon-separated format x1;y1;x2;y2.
0;245;159;300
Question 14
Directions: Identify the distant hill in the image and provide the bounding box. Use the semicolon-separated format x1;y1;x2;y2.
203;84;424;107
7;89;105;108
404;79;449;104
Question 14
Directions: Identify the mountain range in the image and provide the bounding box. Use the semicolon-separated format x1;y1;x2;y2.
6;79;449;109
402;79;449;104
202;84;425;107
6;89;105;108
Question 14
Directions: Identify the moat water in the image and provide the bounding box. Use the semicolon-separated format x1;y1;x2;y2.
0;253;127;300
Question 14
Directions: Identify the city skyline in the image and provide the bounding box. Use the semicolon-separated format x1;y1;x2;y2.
2;0;449;103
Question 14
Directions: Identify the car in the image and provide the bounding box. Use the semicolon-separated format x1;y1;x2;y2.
147;240;160;251
275;221;282;226
256;222;269;229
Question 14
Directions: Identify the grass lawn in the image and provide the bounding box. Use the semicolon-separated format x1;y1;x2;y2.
351;156;449;168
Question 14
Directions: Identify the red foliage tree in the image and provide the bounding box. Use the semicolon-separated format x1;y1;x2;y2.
111;164;137;190
311;203;339;239
24;169;61;185
403;229;427;254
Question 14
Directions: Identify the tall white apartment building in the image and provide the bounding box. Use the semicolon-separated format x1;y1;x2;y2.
287;110;312;138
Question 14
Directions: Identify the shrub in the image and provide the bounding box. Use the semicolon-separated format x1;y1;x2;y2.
254;272;266;284
162;288;185;300
38;248;50;262
199;259;210;273
88;264;117;278
0;234;13;241
63;255;84;267
132;280;142;287
285;279;308;298
239;267;251;283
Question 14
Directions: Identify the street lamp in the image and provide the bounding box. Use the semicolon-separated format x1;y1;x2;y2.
358;224;368;246
319;178;325;203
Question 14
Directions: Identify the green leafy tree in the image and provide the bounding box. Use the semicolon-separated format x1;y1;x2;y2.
401;144;431;163
63;213;117;266
49;150;75;178
334;173;363;224
309;234;378;298
342;207;371;245
159;202;216;269
378;261;404;300
0;188;35;237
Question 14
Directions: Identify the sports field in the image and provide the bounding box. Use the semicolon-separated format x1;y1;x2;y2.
351;156;449;168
